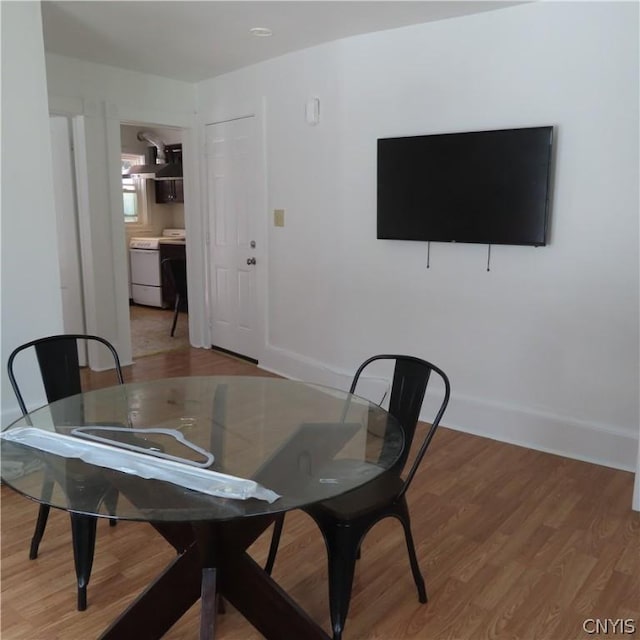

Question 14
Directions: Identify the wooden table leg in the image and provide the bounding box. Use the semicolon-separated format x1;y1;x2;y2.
99;514;330;640
221;550;330;640
199;568;217;640
192;523;220;640
98;541;201;640
201;517;331;640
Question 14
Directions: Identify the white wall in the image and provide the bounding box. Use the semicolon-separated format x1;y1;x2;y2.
1;2;64;424
197;2;639;470
44;55;203;362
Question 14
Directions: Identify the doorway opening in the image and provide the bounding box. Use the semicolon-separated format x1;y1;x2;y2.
121;123;189;359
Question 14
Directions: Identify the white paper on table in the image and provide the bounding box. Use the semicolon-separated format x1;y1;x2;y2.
0;427;280;503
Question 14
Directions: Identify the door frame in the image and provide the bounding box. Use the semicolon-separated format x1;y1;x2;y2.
48;101;134;369
48;96;204;368
49;114;88;365
203;102;268;363
48;110;97;363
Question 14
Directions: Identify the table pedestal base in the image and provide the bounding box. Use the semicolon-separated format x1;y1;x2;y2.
99;515;330;640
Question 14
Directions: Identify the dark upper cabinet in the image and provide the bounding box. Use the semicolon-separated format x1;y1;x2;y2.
155;143;184;204
165;144;182;165
155;179;184;203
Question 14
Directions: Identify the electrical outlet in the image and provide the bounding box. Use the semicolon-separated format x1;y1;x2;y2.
274;209;285;227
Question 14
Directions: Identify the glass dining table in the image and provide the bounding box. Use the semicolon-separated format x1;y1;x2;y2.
1;375;404;640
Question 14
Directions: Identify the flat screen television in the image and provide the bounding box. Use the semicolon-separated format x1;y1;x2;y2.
377;126;554;246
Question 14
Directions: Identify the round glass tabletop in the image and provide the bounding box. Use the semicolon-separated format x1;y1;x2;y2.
1;376;404;522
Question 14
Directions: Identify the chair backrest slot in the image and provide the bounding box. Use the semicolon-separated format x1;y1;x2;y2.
7;334;123;418
350;354;450;494
34;340;82;403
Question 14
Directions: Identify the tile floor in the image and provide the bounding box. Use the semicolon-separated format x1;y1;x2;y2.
130;303;189;358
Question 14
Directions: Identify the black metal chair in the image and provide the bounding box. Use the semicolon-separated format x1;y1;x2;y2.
264;354;450;640
161;257;188;337
7;334;124;611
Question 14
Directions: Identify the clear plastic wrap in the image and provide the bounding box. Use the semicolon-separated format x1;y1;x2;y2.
1;427;280;503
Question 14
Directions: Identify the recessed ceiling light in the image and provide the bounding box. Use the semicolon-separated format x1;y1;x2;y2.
250;27;273;37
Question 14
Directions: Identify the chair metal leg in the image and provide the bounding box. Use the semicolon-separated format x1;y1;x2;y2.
170;295;180;337
308;499;427;640
103;487;119;527
29;477;55;559
397;499;427;603
264;514;285;575
307;509;365;640
324;525;361;640
29;504;51;560
69;513;98;611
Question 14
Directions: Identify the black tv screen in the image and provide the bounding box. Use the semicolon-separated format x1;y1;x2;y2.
377;126;554;246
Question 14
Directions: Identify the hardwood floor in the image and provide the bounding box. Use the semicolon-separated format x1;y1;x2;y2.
2;347;638;639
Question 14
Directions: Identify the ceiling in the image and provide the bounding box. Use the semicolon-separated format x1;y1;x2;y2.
41;1;522;83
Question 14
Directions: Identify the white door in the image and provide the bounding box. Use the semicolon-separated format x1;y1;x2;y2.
205;116;263;361
49;115;87;363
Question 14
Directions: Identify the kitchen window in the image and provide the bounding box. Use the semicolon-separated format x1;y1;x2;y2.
121;153;146;224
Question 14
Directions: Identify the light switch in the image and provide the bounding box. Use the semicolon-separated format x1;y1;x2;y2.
305;98;320;125
274;209;285;227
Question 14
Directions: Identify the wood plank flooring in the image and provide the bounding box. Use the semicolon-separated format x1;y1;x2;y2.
2;347;638;639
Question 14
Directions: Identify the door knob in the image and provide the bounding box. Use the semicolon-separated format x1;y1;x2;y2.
247;257;256;265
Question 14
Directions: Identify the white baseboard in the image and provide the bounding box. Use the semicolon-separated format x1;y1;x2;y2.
442;394;637;472
261;344;639;473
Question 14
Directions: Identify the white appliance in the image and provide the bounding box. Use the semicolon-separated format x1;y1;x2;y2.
130;229;185;307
